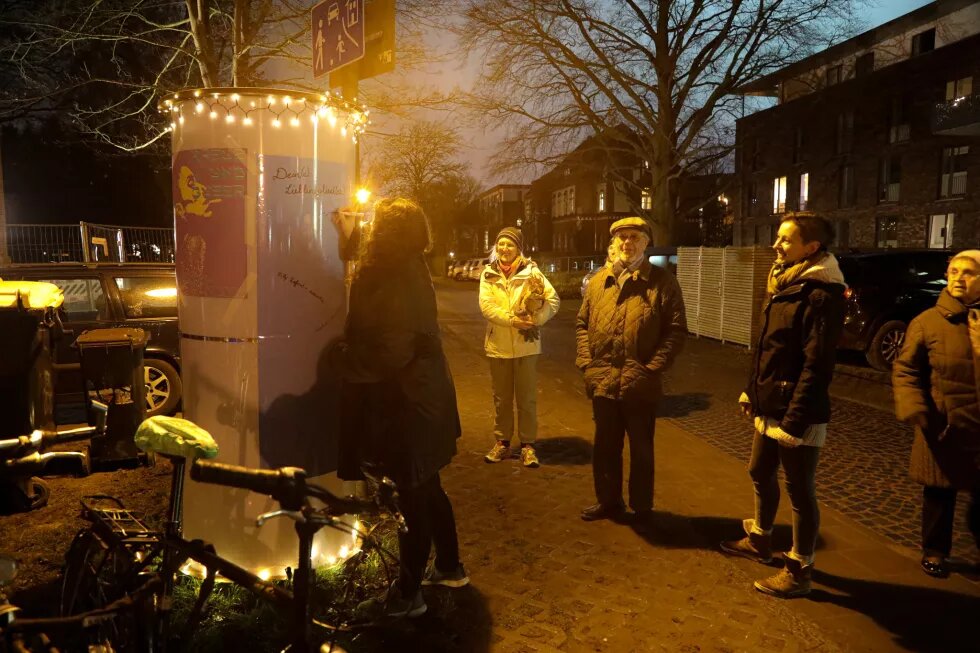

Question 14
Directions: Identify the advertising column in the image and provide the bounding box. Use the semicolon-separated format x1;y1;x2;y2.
167;89;366;574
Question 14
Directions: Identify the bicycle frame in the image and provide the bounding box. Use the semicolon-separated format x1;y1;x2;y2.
62;455;396;653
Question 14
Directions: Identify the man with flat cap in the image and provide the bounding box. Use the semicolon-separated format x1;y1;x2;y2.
575;217;687;531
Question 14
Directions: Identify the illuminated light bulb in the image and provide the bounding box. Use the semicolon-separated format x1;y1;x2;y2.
268;95;276;105
339;545;350;559
310;114;318;124
193;90;201;97
284;96;292;104
243;117;253;126
195;103;204;113
178;116;185;125
173;93;178;99
341;126;347;137
257;569;271;581
231;93;239;101
317;107;328;117
320;95;327;102
170;121;176;129
226;114;235;123
327;114;337;128
272;118;281;128
250;100;256;108
290;116;300;127
209;110;217;120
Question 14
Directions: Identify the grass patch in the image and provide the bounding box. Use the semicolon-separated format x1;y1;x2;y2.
169;521;401;652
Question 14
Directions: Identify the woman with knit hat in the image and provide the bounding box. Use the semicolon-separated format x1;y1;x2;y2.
893;249;980;578
479;227;560;467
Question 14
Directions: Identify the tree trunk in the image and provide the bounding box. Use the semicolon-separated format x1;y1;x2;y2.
0;132;7;264
185;0;218;86
232;0;247;86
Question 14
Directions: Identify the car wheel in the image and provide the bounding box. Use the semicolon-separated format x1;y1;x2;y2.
867;320;906;371
144;358;182;417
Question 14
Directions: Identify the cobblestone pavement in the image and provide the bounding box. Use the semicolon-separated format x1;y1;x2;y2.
425;292;844;652
655;332;975;556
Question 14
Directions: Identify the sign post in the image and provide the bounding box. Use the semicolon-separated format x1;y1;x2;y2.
312;0;366;80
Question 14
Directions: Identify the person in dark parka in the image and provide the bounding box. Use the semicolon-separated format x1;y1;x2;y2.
893;250;980;579
720;213;846;598
329;198;468;618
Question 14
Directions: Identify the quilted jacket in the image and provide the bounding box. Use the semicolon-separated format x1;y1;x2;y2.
575;260;686;403
479;260;560;358
893;290;980;489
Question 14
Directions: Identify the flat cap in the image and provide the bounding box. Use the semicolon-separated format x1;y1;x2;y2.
609;217;652;240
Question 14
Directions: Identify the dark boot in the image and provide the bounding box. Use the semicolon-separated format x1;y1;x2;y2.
754;554;812;598
720;518;773;564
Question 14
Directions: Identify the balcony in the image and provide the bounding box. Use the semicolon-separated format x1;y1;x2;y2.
932;94;980;136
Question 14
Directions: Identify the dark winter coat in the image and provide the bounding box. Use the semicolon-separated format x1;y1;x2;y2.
575;260;686;403
892;290;980;489
746;270;846;438
332;254;461;489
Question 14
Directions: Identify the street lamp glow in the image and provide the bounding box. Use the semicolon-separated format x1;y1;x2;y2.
355;188;371;205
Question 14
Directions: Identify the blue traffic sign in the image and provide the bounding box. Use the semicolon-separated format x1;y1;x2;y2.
312;0;365;78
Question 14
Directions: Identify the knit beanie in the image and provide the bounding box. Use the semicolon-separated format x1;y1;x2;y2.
951;249;980;268
496;227;524;253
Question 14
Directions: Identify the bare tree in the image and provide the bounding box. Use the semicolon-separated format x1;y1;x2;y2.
455;0;865;243
365;119;480;253
0;0;456;151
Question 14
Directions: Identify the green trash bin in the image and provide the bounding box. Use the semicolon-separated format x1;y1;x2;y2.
75;328;149;465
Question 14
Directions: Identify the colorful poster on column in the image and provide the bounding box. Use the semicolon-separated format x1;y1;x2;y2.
256;155;348;476
172;148;247;297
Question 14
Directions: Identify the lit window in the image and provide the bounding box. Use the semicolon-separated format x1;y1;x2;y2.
597;185;606;212
946;76;973;102
928;214;954;248
772;176;787;214
641;189;652;210
799;173;809;211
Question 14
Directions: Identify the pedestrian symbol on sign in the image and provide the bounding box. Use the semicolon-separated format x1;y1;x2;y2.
312;0;365;79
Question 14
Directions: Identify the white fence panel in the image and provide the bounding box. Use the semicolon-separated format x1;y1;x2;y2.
677;247;772;348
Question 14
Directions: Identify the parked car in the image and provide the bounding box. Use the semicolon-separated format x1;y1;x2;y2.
0;263;181;417
468;257;490;281
451;258;474;281
836;250;950;371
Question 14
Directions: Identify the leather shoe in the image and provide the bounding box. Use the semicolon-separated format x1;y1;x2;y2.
920;555;949;578
580;502;626;522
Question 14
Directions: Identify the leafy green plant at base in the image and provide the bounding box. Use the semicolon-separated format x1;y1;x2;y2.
169;521;401;652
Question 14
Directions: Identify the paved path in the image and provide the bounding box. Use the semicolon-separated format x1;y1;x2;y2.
398;280;980;653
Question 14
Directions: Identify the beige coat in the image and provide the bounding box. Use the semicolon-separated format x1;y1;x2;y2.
479;260;559;359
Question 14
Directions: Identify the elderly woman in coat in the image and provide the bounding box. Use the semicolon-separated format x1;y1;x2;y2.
479;227;559;467
893;250;980;578
330;198;468;617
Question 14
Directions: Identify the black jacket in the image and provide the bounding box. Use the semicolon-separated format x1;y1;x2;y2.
746;277;846;437
332;254;461;488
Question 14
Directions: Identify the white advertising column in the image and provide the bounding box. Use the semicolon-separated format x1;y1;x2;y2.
166;88;366;575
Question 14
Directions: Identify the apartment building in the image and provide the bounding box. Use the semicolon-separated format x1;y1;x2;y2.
734;0;980;249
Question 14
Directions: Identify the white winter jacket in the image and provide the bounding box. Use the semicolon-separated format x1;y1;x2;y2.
479;260;560;358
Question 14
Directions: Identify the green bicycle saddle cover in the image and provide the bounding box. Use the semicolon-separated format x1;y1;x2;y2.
135;416;219;460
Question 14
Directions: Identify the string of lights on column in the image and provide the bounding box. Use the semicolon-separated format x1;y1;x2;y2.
160;87;369;143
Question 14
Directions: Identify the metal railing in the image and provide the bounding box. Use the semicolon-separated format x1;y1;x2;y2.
2;222;175;264
932;94;980;135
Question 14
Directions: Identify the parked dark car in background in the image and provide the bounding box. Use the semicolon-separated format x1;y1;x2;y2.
836;250;950;371
0;263;181;417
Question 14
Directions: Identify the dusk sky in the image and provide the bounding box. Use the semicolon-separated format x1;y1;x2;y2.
371;1;937;186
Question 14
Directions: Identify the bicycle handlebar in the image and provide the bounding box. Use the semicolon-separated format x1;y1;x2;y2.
191;460;383;516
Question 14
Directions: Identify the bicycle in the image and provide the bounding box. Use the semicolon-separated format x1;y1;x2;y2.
60;416;404;653
1;553;162;653
0;401;108;514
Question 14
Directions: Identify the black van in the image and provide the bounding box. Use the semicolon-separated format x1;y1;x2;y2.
836;250;950;370
0;263;181;417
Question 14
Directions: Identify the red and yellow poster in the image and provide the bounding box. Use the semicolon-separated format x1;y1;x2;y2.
173;148;247;297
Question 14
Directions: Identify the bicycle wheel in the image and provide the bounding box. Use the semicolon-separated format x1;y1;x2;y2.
61;526;161;652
